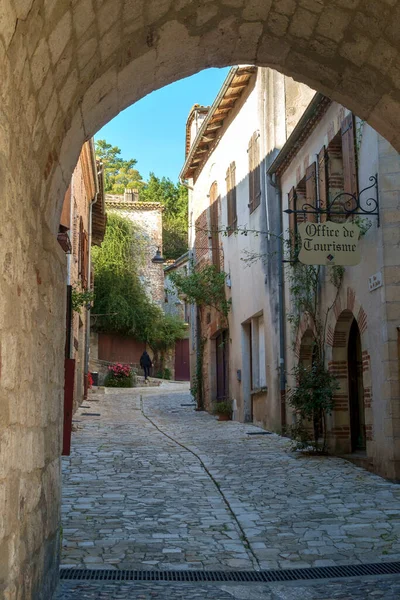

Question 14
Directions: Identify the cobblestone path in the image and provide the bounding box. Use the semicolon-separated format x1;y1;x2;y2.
56;384;400;598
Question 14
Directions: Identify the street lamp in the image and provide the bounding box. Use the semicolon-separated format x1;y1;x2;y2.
151;247;165;264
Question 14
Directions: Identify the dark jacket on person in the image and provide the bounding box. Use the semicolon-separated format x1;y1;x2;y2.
140;352;152;368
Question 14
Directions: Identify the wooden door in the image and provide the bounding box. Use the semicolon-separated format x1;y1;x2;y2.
348;319;365;451
175;338;190;381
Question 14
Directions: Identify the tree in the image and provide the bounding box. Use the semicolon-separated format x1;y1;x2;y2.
95;141;188;260
147;314;187;376
92;212;155;336
92;213;186;372
141;173;188;260
95;139;144;194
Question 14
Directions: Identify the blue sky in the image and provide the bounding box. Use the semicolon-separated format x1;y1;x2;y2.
95;67;230;184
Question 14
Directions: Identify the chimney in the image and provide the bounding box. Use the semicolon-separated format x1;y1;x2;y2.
124;189;139;202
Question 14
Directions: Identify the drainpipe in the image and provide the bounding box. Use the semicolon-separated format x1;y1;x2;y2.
268;172;287;432
84;140;100;393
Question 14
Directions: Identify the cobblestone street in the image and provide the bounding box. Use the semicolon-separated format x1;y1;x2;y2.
56;384;400;598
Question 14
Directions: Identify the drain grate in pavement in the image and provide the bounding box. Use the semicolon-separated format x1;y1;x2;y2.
81;413;101;416
181;404;196;407
59;562;400;583
246;431;272;435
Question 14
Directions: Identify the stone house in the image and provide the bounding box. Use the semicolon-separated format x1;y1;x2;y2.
90;190;165;375
164;252;190;381
58;140;105;450
268;94;400;480
182;66;400;480
181;66;314;422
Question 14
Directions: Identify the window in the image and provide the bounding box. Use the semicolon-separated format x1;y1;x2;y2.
249;315;266;391
78;217;88;289
288;112;358;243
321;113;358;222
209;182;220;270
248;132;261;213
226;161;237;235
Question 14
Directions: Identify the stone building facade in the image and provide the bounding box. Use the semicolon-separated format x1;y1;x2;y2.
181;66;313;422
182;66;400;480
268;94;400;480
58;140;105;417
91;191;165;370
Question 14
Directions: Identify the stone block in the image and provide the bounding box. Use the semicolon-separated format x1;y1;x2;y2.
384;285;400;303
30;39;51;92
0;0;16;48
339;31;371;67
236;22;263;61
242;0;272;21
274;0;296;16
97;0;121;36
267;11;289;37
382;266;400;285
289;7;317;38
48;10;72;65
386;302;400;322
77;37;98;71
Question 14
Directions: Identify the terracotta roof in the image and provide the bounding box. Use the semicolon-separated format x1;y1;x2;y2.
105;197;164;211
180;66;257;180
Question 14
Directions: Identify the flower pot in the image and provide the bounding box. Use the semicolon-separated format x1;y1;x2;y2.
217;413;231;421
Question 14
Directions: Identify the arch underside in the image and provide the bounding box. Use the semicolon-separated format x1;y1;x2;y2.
0;0;400;229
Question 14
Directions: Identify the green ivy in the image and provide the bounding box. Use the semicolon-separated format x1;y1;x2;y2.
92;213;186;371
169;261;231;318
71;287;94;314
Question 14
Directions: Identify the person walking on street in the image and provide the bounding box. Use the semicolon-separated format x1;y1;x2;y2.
140;351;152;382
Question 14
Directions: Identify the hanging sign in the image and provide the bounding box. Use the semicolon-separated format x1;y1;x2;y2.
298;221;361;266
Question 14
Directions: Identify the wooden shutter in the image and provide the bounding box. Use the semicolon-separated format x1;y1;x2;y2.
341;113;358;210
318;146;328;223
226;166;231;227
305;162;317;223
209;182;220;270
248;135;254;211
288;186;297;255
78;217;84;279
296;180;306;225
82;230;88;289
253;134;261;210
227;162;237;235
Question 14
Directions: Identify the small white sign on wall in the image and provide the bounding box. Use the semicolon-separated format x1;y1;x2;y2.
368;271;382;292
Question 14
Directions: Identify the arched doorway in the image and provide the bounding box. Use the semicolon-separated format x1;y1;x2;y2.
331;310;367;455
348;319;366;452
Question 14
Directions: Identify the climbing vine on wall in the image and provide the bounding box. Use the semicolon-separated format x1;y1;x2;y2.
284;235;343;452
169;261;231;409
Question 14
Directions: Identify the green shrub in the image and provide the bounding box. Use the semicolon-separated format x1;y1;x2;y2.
212;400;232;417
155;368;172;380
104;363;135;388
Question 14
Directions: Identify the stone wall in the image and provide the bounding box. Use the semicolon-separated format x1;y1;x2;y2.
67;145;93;412
0;224;66;599
106;199;165;307
2;0;400;597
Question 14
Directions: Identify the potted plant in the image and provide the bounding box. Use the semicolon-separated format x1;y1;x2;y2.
212;400;233;421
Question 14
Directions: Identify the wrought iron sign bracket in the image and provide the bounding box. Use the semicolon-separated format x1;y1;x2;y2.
284;174;380;227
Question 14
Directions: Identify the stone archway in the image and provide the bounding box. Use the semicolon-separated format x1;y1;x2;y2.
328;309;371;456
1;1;400;597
